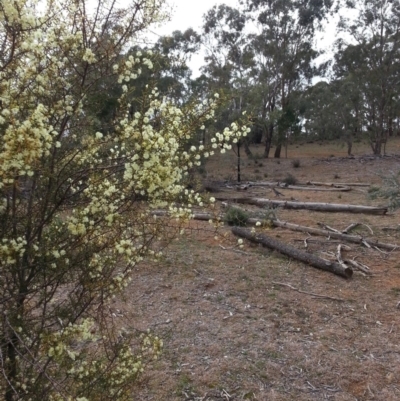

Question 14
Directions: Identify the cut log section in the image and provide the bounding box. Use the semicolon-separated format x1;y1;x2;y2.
216;197;388;215
231;227;353;278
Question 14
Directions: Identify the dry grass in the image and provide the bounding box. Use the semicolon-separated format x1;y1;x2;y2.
113;138;400;400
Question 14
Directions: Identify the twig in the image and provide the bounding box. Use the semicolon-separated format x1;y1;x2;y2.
344;259;371;275
342;223;359;234
319;251;335;258
219;244;249;255
318;222;342;234
352;256;370;270
373;246;390;255
293;239;342;244
382;226;400;232
336;244;346;267
362;240;371;248
363;224;374;235
367;384;375;398
272;187;284;197
343;223;374;235
336;244;351;270
272;282;347;302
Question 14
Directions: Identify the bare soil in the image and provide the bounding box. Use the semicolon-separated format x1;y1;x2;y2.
114;140;400;400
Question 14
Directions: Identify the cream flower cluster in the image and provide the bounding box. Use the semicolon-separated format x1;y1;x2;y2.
42;320;163;401
0;3;249;296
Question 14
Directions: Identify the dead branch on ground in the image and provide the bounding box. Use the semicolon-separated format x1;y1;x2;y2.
342;222;374;235
306;181;371;187
272;282;347;302
272;220;399;251
215;197;388;215
344;259;371;275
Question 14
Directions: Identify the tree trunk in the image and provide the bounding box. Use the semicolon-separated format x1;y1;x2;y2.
347;140;353;156
237;141;241;183
372;138;382;155
274;143;282;158
5;335;18;401
231;227;353;278
242;137;252;158
388;116;393;137
263;98;274;158
264;127;273;158
285;133;289;158
5;292;26;401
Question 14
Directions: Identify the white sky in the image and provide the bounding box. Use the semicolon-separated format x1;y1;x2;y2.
146;0;345;78
151;0;240;37
146;0;240;76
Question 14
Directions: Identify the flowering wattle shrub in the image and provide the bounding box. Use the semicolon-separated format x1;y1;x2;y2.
0;1;249;399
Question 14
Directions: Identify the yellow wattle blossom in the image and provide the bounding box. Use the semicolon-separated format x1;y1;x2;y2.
0;0;249;399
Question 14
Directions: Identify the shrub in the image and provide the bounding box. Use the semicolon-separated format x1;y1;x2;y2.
369;171;400;210
224;207;249;226
0;1;249;399
292;159;301;168
282;173;298;186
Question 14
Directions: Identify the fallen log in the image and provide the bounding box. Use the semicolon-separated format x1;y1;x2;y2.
248;181;351;191
248;181;279;187
279;185;352;192
272;220;399;251
216;197;388;215
306;181;371;187
232;227;353;278
249;180;370;188
151;210;399;251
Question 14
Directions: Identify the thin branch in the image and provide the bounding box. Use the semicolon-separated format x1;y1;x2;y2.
318;222;342;234
218;244;250;255
271;282;347;302
342;222;374;235
344;259;371;275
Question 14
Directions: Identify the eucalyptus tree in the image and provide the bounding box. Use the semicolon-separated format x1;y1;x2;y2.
201;4;255;157
338;0;400;154
87;28;201;136
301;77;363;154
331;42;370;153
243;0;333;157
152;28;201;102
